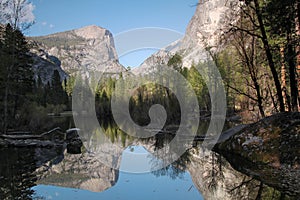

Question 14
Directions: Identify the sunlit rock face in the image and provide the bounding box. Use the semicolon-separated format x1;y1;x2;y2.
30;25;126;77
180;0;239;68
132;50;174;75
134;0;239;75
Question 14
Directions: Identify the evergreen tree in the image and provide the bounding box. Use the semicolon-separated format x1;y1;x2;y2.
0;24;34;132
35;75;44;106
49;70;68;106
167;53;183;72
265;0;299;111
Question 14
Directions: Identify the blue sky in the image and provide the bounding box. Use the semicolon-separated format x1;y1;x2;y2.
28;0;197;67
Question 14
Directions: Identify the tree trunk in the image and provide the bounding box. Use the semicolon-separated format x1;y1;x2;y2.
280;47;291;111
287;33;298;111
4;85;8;133
254;80;265;117
295;0;300;110
253;0;285;112
267;83;279;113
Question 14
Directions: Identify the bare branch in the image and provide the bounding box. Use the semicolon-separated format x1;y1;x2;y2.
229;177;255;193
229;24;262;39
227;84;258;101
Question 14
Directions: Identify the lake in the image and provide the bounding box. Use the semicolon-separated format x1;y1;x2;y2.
0;118;293;200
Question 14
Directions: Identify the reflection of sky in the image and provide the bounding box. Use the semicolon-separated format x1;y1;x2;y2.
120;145;164;173
33;146;203;200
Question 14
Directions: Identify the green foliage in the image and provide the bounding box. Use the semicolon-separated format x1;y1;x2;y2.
167;53;183;71
0;24;74;132
0;24;34;132
92;63;216;126
48;70;69;105
212;0;300;116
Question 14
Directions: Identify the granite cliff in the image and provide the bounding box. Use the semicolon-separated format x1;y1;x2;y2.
30;25;126;83
133;0;239;75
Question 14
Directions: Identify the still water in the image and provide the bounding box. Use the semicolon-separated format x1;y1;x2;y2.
0;118;293;200
33;146;202;200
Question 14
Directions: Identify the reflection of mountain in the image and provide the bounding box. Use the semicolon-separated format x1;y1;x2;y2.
1;128;291;199
187;147;299;200
17;121;293;199
36;151;119;192
187;149;260;200
34;125;190;192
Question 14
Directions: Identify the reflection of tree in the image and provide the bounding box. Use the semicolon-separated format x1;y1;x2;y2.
209;152;219;190
194;148;293;200
0;148;37;199
0;147;63;199
152;164;185;180
212;151;261;199
151;149;192;180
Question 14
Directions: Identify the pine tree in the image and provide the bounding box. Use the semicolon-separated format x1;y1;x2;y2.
50;70;68;105
167;53;183;72
265;0;299;111
0;24;34;132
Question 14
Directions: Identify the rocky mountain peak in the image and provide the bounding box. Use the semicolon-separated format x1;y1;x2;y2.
179;0;239;67
74;25;111;40
31;25;125;77
183;0;239;49
135;0;239;75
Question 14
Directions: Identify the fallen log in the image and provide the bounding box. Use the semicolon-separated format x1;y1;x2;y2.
0;127;64;140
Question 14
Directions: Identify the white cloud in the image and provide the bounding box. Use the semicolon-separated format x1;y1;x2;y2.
41;21;47;26
49;24;54;28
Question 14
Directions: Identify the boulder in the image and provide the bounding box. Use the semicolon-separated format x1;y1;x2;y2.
66;128;80;141
214;112;300;197
67;139;83;154
66;128;82;154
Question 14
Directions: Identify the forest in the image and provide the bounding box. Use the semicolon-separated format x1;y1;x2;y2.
0;0;299;134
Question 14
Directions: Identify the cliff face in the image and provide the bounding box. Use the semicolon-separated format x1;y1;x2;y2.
132;49;175;75
179;0;239;67
134;0;239;75
30;1;239;79
29;42;68;84
31;25;126;79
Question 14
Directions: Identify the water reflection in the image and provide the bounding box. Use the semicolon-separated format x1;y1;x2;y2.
0;121;297;199
36;149;119;193
33;146;203;200
0;147;64;200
